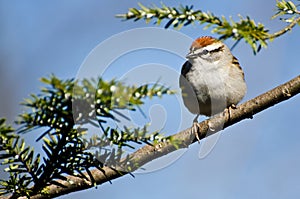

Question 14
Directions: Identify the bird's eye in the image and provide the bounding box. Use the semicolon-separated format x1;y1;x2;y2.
202;49;209;55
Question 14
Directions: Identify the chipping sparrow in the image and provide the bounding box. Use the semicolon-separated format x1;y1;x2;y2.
180;36;247;141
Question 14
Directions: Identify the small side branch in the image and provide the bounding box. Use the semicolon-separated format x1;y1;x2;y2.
266;17;300;39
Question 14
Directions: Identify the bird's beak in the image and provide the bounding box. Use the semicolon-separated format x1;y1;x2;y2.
186;51;195;59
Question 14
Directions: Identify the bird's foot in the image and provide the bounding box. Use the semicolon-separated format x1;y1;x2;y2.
230;104;237;109
192;122;201;143
224;104;237;121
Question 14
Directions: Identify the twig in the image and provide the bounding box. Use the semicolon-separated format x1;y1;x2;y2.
266;16;300;39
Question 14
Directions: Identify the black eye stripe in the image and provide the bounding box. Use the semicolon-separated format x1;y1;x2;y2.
197;45;224;56
208;45;224;53
190;45;224;57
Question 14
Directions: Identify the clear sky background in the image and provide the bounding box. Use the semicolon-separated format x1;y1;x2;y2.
1;1;300;199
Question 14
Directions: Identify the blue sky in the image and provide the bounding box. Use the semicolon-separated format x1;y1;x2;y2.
1;1;300;198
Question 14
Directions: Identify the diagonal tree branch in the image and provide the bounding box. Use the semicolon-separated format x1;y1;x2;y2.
266;16;300;39
5;75;300;199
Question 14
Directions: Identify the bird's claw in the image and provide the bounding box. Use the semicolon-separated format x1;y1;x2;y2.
192;122;201;143
224;104;237;121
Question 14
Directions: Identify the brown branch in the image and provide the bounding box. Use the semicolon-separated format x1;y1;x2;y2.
4;75;300;199
266;16;300;40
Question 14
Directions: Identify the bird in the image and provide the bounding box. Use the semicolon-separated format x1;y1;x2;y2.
179;36;247;141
